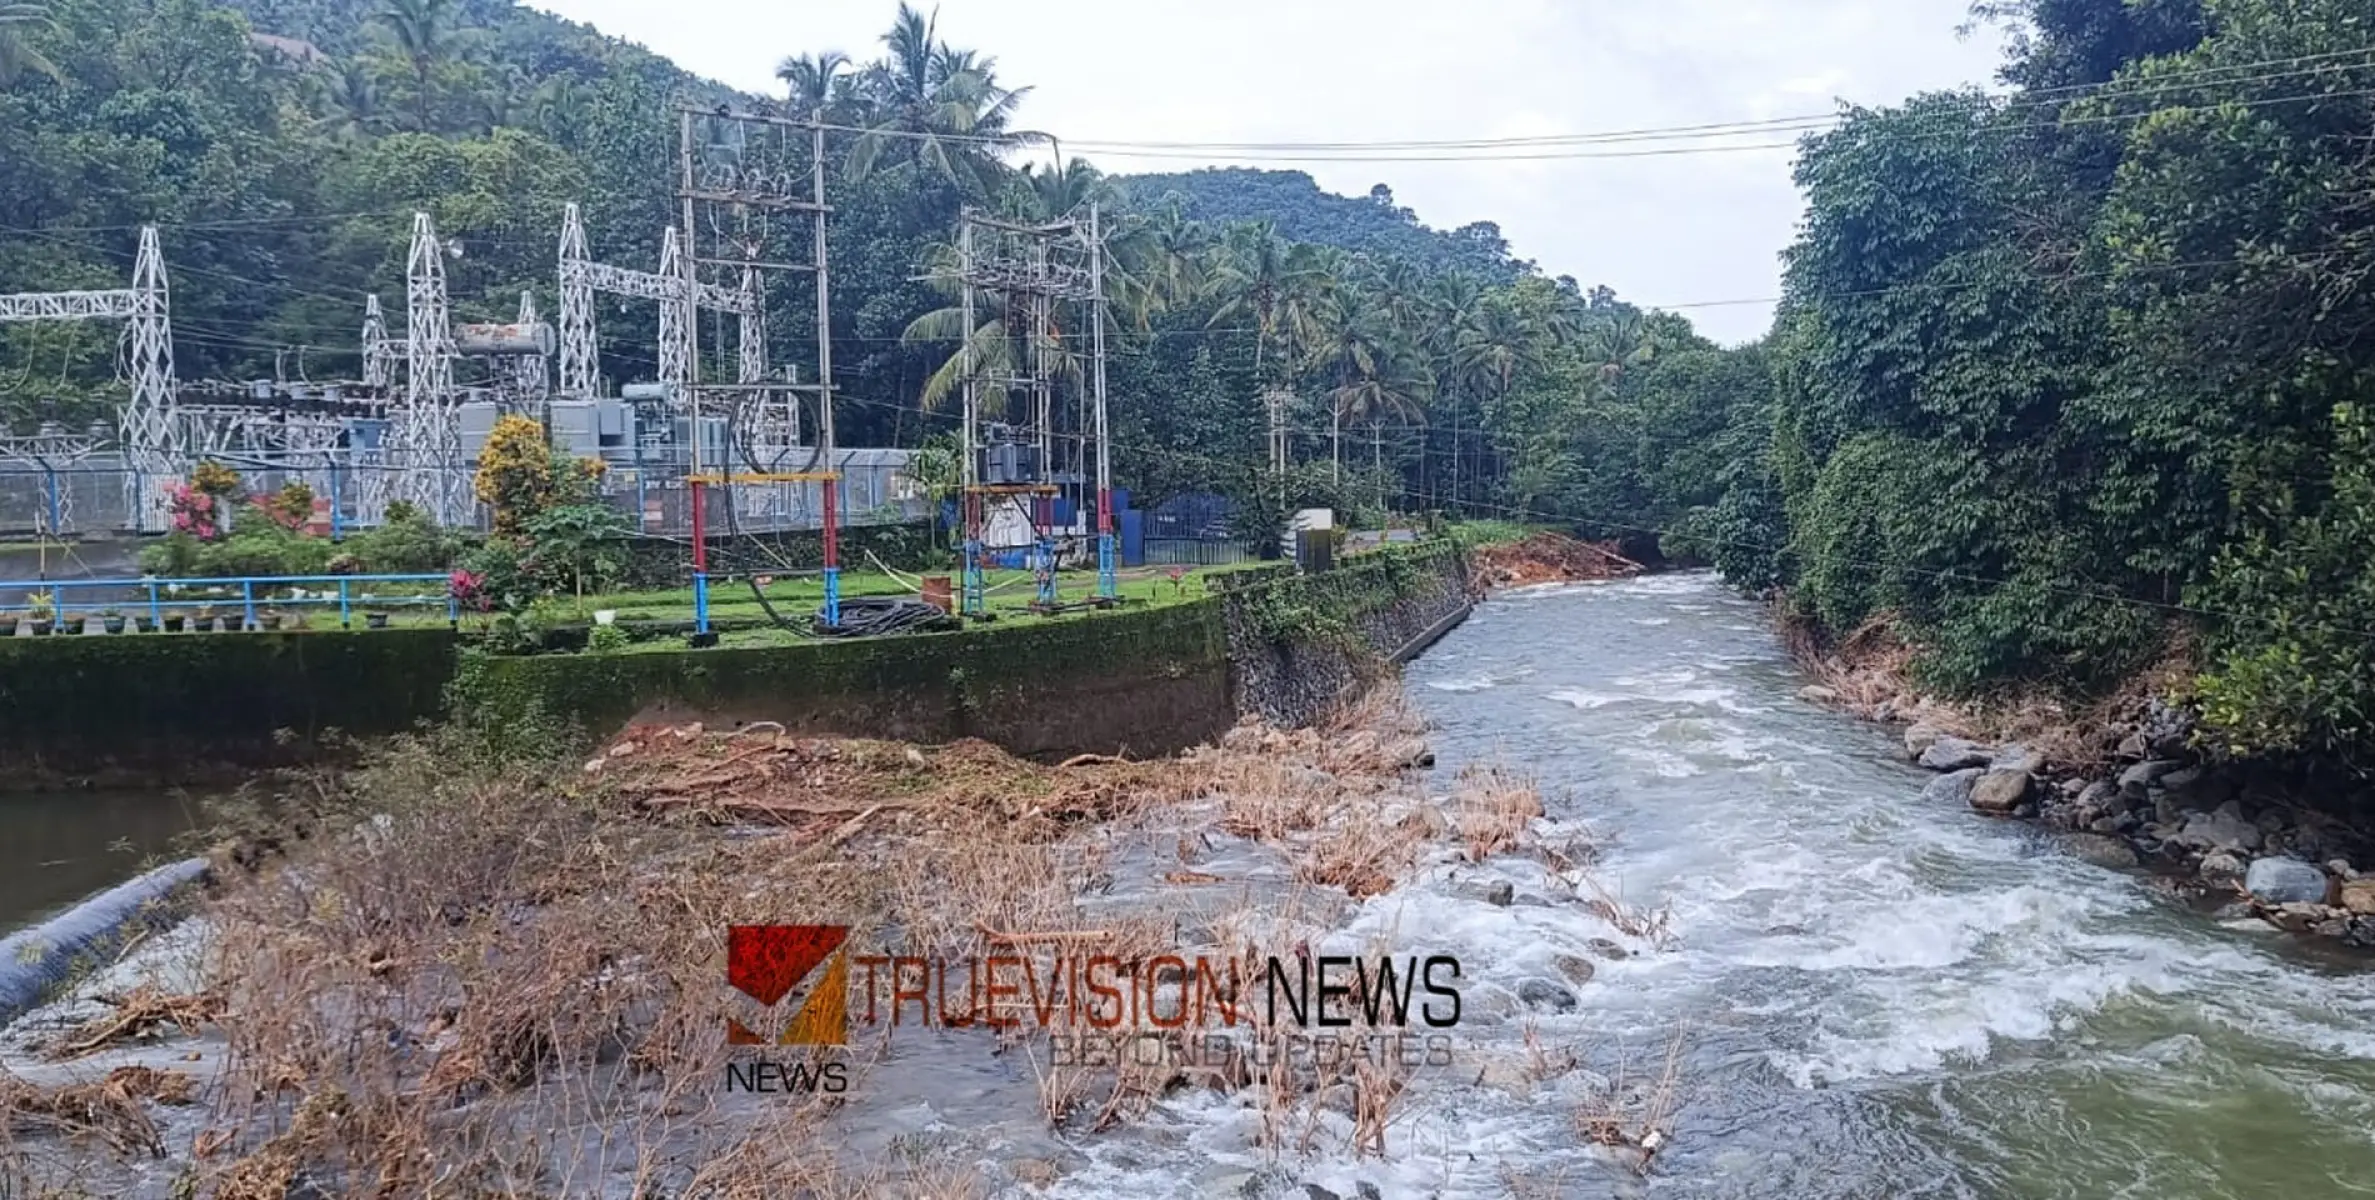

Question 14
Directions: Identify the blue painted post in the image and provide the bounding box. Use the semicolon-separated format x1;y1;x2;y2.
822;567;840;628
241;580;257;630
146;582;160;631
962;538;985;617
330;466;344;542
693;572;710;635
338;580;351;629
1035;536;1057;607
1099;533;1117;600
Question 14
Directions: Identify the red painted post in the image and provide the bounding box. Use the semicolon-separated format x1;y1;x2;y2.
821;476;839;568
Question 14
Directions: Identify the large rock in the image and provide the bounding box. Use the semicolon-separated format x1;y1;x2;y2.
2119;759;2187;796
1904;723;1946;761
1921;768;1985;809
1969;771;2033;816
1990;743;2044;775
1798;684;1840;705
1518;978;1578;1013
2244;857;2332;906
2060;834;2141;869
1919;737;1993;772
2338;879;2375;916
2171;803;2262;854
2198;850;2247;883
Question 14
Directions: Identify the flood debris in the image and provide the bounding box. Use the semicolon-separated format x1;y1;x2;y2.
47;987;222;1060
1470;532;1642;591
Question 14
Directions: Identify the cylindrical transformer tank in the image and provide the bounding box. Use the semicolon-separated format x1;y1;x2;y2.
453;322;556;357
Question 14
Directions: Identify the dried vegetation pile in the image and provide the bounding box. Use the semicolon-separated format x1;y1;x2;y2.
1470;532;1641;591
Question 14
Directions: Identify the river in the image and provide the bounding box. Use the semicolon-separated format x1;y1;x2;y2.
0;790;199;936
1400;572;2375;1197
1050;571;2375;1198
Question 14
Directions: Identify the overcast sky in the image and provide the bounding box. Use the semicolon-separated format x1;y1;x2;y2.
533;1;2010;344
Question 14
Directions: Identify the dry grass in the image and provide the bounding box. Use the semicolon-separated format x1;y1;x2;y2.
1453;763;1545;863
45;987;223;1060
7;678;1504;1193
0;1067;182;1158
1575;1025;1687;1175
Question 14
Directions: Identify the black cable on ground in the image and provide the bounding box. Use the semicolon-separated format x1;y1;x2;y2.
814;595;959;638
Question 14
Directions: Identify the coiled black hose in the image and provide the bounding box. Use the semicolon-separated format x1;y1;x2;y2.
811;595;958;638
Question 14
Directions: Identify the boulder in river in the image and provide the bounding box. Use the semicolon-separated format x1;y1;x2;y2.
2244;857;2332;906
2060;834;2140;870
1919;737;1993;772
1969;771;2032;815
1903;723;1945;761
2198;851;2247;883
1553;955;1597;986
1798;684;1840;705
1585;937;1630;961
1518;978;1579;1013
1990;743;2043;775
1921;767;1985;808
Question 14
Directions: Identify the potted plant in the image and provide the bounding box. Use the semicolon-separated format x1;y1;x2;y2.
0;612;15;638
162;611;186;633
191;605;215;633
26;591;53;636
364;610;391;629
259;608;284;631
100;608;126;635
63;610;87;635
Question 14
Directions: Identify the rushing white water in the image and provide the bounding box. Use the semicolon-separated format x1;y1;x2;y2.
1048;572;2375;1198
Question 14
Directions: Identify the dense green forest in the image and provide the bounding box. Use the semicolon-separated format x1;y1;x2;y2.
0;0;1718;535
6;0;2375;770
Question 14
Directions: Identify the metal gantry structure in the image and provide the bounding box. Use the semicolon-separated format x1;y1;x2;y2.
953;205;1115;617
0;225;179;531
674;107;838;632
555;201;764;405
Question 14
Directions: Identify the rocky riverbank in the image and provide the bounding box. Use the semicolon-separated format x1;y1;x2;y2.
1829;691;2375;949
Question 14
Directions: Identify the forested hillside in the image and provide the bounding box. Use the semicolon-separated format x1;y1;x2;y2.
1705;0;2375;772
1117;169;1529;282
0;0;1722;539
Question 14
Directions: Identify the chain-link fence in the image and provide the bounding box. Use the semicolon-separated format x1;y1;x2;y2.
0;451;926;540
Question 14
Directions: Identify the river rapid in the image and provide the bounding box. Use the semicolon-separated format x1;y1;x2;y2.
1060;572;2375;1198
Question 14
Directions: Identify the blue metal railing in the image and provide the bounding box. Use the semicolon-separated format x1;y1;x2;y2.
0;573;457;630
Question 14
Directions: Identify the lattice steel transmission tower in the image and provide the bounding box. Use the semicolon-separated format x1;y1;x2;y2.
676;107;837;629
951;205;1115;616
0;225;180;531
513;290;549;407
554;201;764;405
388;212;461;524
360;293;393;389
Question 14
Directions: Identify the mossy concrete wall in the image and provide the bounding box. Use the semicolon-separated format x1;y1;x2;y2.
453;600;1233;759
0;542;1473;781
456;542;1472;758
0;629;459;786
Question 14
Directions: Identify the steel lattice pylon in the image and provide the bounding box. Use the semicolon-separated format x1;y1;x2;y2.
361;293;393;389
555;202;762;404
392;212;460;524
0;225;180;531
514;289;549;409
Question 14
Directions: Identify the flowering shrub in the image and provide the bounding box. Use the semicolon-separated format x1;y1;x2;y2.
448;568;488;613
168;484;222;541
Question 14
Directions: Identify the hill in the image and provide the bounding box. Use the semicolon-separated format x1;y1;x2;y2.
1117;168;1529;282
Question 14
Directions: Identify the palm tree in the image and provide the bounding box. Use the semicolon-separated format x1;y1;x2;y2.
846;3;1034;190
376;0;458;132
1583;307;1657;390
775;50;849;117
0;2;62;89
1308;288;1430;484
313;61;388;142
1452;295;1540;493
